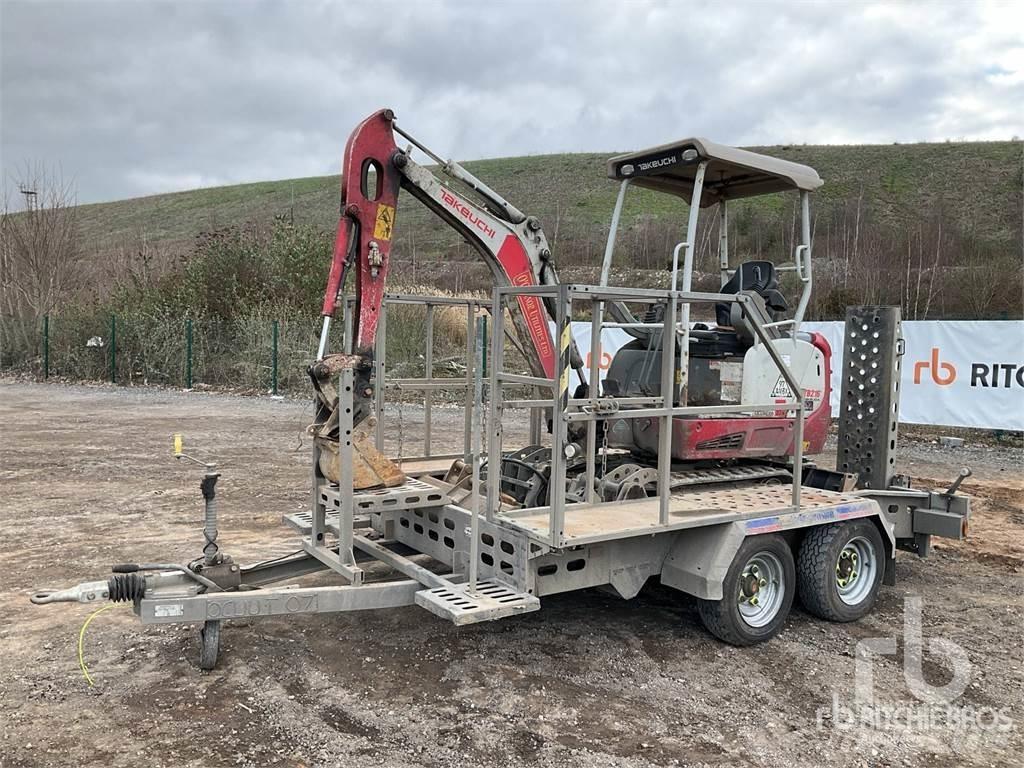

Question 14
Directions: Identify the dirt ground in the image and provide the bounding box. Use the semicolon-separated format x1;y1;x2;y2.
2;381;1022;768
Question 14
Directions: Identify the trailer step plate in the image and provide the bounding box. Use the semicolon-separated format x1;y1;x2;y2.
282;510;371;536
320;477;450;514
415;580;540;625
669;465;790;488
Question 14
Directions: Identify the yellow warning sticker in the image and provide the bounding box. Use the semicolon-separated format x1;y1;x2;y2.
560;324;572;352
374;204;395;241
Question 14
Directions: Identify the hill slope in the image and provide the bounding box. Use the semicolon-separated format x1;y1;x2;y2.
74;141;1022;265
3;140;1020;384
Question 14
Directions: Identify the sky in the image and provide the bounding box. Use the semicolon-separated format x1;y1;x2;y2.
1;0;1022;205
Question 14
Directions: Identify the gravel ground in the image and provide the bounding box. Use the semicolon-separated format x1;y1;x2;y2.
1;381;1021;768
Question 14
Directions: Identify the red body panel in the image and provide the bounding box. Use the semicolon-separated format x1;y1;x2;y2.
322;109;556;378
496;234;556;378
631;333;833;460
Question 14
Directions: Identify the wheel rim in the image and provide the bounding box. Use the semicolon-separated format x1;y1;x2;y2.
737;551;786;628
836;535;877;606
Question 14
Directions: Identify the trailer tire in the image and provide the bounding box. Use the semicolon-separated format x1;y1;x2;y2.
797;520;884;622
697;534;795;646
198;620;221;670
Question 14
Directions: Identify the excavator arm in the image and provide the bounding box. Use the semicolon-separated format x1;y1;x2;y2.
310;109;567;488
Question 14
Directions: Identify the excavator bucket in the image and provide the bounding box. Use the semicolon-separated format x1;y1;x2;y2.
309;353;406;491
316;429;405;490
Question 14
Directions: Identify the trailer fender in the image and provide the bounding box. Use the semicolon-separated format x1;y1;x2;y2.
660;522;747;601
659;503;898;599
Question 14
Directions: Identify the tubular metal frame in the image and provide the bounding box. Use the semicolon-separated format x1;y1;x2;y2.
361;293;493;463
487;282;808;550
601;177;814;329
305;162;816;596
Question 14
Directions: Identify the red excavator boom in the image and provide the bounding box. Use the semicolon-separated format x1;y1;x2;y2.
310;109;567;488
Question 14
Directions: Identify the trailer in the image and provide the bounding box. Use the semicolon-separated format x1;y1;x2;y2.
31;111;970;669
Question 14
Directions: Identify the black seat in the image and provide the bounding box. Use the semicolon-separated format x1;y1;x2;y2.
715;260;788;327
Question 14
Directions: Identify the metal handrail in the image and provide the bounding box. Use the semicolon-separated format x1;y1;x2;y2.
367;293;489;461
488;282;807;548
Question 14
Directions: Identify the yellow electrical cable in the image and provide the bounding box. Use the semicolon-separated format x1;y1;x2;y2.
78;602;120;687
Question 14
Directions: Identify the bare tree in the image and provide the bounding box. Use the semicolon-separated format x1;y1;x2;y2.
0;163;83;360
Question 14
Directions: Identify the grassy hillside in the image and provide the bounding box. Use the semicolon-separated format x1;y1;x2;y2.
74;141;1022;275
3;139;1020;388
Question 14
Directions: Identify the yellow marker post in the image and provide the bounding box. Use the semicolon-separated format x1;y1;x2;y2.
173;433;183;457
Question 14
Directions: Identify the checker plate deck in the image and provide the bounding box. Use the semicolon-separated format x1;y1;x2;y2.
502;484;877;545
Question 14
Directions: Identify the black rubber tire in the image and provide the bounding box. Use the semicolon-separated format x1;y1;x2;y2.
797;520;884;622
697;534;796;646
198;620;221;670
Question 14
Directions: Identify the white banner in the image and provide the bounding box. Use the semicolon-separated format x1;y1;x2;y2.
803;320;1024;431
565;320;1024;430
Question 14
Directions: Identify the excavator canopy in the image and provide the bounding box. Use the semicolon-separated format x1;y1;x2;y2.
606;137;822;206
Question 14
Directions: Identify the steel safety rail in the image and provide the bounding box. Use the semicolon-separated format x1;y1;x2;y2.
362;294;491;462
489;283;807;549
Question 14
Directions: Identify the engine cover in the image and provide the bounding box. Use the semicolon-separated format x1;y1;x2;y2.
607;333;832;461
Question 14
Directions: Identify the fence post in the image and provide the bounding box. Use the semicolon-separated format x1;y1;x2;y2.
43;315;50;380
109;314;117;384
185;318;193;389
271;320;279;395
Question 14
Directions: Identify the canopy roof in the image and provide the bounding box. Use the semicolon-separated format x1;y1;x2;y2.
606;138;822;206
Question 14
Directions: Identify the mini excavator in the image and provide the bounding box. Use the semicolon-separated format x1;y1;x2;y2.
309;108;831;501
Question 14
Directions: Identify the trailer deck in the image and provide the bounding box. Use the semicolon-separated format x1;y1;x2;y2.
287;478;880;549
502;484;878;545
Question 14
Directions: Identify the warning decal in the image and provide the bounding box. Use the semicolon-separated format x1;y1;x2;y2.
770;376;793;398
373;204;395;241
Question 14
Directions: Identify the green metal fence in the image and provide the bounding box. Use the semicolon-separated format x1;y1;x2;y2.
2;302;482;397
8;313;323;394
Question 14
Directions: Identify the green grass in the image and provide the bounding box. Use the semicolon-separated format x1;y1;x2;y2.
69;140;1022;283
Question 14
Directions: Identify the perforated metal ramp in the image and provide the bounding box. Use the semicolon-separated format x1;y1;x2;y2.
415;580;540;625
320;477;449;514
283;509;347;536
837;306;902;489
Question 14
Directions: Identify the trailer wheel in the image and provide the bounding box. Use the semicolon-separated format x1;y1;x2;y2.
797;520;884;622
198;620;221;670
697;534;795;646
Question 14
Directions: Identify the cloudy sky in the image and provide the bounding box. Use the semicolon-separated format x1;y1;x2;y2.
2;0;1021;205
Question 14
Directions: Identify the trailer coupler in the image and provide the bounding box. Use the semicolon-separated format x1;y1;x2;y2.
31;563;214;606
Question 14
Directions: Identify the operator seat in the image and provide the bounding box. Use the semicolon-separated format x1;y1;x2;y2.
715;261;787;325
715;260;787;344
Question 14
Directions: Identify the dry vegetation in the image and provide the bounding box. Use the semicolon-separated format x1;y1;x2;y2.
1;141;1021;389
